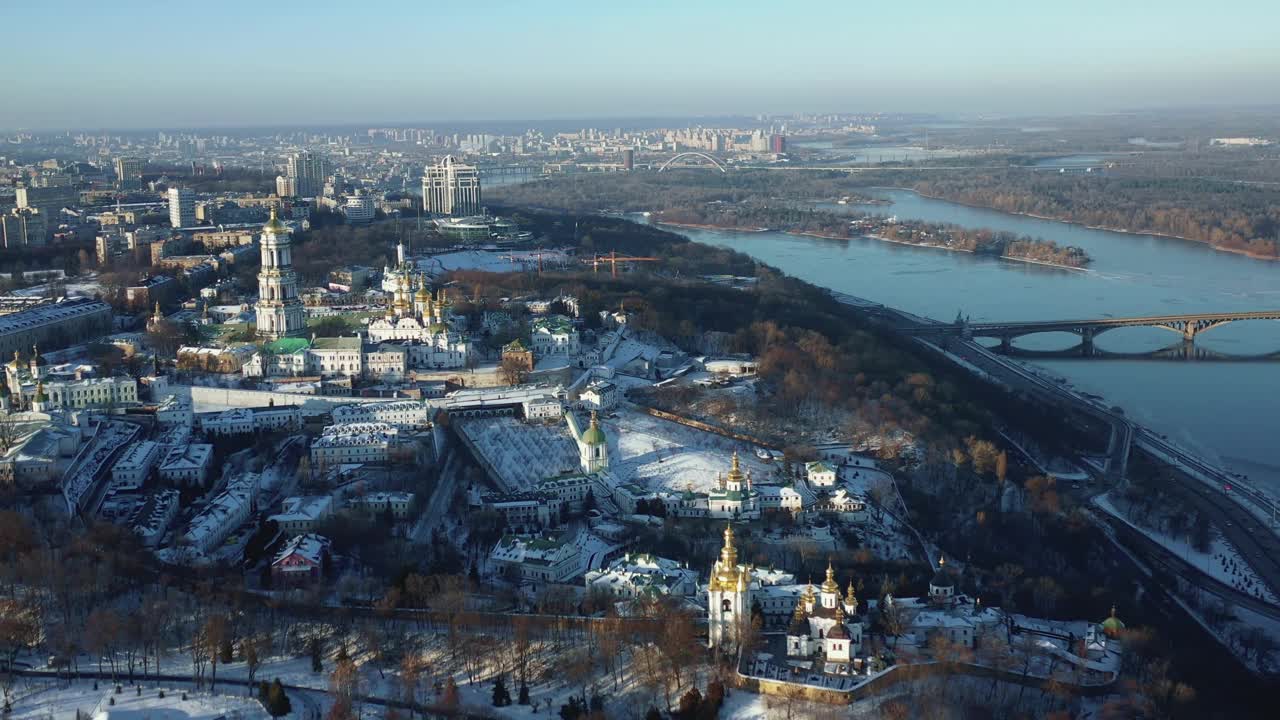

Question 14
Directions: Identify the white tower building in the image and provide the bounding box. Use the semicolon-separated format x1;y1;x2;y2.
254;207;306;340
167;187;195;228
422;156;482;216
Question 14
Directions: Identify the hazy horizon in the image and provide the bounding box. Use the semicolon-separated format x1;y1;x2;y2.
6;0;1280;130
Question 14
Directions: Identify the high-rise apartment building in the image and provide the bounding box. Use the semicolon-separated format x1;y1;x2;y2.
275;175;297;198
167;187;195;228
286;151;329;198
15;184;77;221
1;209;49;248
114;157;145;189
254;207;306;340
421;156;481;216
342;190;376;224
770;134;786;154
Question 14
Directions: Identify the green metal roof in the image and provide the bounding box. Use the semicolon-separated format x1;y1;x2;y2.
533;315;574;334
265;338;310;355
310;336;362;350
581;419;606;446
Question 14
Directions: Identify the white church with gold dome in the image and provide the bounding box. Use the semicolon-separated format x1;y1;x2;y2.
707;523;863;666
366;240;470;368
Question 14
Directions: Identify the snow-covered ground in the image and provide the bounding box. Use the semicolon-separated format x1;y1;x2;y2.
1096;493;1278;604
9;275;104;299
417;249;575;277
604;410;780;494
9;683;267;720
837;462;895;498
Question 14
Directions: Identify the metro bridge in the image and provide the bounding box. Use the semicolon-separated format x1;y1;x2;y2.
1001;342;1280;362
900;310;1280;351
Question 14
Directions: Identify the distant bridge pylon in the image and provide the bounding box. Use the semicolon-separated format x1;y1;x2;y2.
657;152;727;173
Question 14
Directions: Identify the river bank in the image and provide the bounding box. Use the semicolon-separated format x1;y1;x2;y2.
783;229;1094;271
895;188;1280;263
663;208;1090;270
655;194;1280;496
656;220;771;233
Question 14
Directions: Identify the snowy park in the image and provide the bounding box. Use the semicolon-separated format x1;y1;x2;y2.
602;410;778;495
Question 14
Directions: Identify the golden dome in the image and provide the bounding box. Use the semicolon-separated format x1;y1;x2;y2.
821;561;840;594
263;205;288;235
719;522;738;568
727;451;744;484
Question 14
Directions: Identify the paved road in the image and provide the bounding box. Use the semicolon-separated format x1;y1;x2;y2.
412;446;462;543
1096;509;1280;618
1142;455;1280;601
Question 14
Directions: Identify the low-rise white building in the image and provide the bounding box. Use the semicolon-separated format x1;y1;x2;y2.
182;485;254;556
490;533;581;585
531;315;579;356
537;474;594;513
131;489;180;548
309;336;364;377
579;380;618;411
482;491;559;532
806;461;838;487
522;395;563;422
758;483;808;513
585;553;698;599
363;344;408;381
348;491;415;520
155;393;194;427
310;422;400;469
199;406;302;436
41;375;139;410
331;400;429;428
270;495;334;535
112;440;161;488
158;443;214;486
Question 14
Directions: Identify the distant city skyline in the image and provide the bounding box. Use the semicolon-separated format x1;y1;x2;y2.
5;0;1279;130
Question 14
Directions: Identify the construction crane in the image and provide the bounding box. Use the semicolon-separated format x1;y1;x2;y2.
583;250;661;279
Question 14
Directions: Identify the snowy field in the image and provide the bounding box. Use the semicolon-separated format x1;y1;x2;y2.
604;410;780;494
418;249;575;277
457;416;580;490
9;684;267;720
838;462;895;497
10;276;104;299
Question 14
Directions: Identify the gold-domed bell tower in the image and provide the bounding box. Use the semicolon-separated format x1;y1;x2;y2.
819;561;841;610
708;523;751;650
415;275;432;320
4;351;21;398
394;273;412;317
432;288;447;326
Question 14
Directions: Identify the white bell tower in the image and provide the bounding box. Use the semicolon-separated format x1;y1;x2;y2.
707;523;750;650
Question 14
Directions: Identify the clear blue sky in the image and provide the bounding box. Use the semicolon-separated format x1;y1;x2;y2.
6;0;1279;129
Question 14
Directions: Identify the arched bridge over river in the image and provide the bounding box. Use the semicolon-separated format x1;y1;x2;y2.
901;311;1280;351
